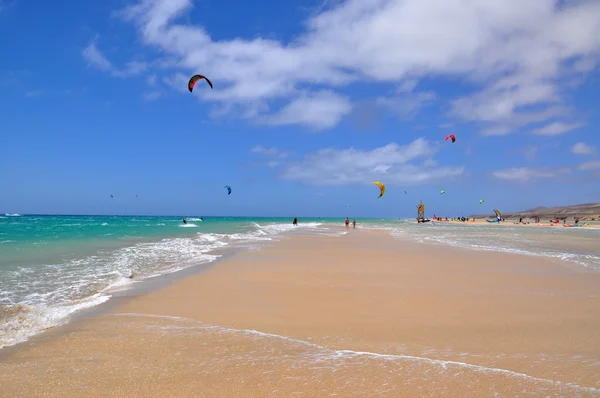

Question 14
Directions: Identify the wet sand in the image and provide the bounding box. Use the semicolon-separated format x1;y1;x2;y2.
1;231;600;397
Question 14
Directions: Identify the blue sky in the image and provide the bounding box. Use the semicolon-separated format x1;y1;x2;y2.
1;0;600;218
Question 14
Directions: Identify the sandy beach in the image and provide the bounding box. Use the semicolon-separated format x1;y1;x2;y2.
442;218;600;228
1;230;599;397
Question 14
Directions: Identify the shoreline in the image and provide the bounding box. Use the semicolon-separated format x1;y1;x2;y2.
0;219;336;351
2;220;598;352
0;244;238;358
0;218;348;352
0;231;285;352
1;230;599;396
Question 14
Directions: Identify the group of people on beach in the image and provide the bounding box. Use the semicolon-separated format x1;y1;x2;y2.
433;215;476;222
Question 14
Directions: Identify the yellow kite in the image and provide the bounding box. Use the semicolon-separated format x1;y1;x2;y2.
372;181;385;199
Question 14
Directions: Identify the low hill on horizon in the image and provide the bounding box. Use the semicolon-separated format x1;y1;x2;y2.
472;202;600;221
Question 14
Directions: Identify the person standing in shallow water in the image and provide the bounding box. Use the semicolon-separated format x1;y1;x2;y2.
345;217;350;228
292;217;298;226
352;219;356;229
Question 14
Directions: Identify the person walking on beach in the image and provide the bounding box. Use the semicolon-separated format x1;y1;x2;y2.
293;217;298;226
345;217;350;228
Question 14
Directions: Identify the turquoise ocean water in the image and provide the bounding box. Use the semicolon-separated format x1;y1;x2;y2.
1;214;599;349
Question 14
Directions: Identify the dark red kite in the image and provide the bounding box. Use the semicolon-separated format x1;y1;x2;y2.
188;74;213;92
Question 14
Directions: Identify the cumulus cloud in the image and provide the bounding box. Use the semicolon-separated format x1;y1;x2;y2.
82;42;147;77
258;91;352;130
532;121;585;136
376;90;437;120
492;167;571;182
494;158;600;181
280;138;464;185
109;0;600;131
478;106;571;136
571;142;596;156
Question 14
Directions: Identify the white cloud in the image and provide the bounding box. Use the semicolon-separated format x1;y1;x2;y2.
532;121;585;136
82;42;112;71
280;138;464;185
477;106;572;136
376;90;436;120
453;82;558;123
480;125;513;136
579;161;600;171
82;42;147;77
258;91;352;130
397;79;419;93
109;0;600;131
571;142;596;156
421;159;438;168
492;167;571;182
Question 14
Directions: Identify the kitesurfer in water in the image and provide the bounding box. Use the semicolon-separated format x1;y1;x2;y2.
183;218;187;224
293;217;298;226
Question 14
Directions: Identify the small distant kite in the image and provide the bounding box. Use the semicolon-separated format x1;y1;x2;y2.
480;199;484;204
404;190;407;194
136;195;139;199
348;205;352;207
445;134;456;143
188;74;213;92
372;181;385;199
110;195;113;198
440;190;445;195
224;185;231;195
